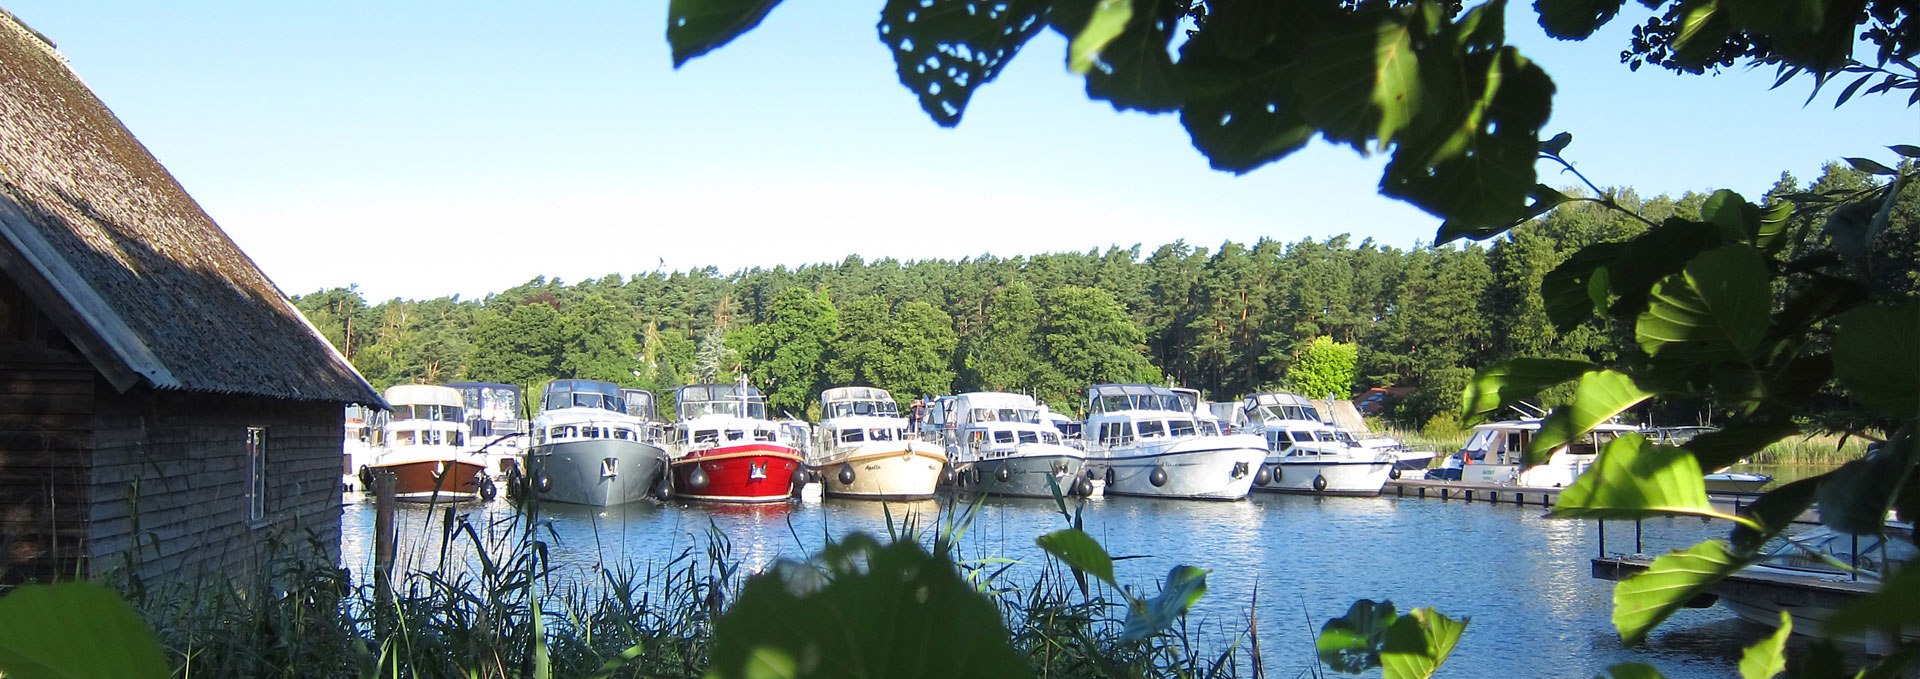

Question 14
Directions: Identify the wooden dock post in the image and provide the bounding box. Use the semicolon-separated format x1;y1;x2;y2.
372;468;397;608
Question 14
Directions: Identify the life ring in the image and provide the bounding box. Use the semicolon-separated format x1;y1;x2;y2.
1312;474;1329;492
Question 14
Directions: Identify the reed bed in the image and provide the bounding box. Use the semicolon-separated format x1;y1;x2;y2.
106;500;1252;679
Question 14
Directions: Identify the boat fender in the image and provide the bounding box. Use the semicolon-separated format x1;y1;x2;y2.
1388;467;1401;480
995;465;1012;483
1104;467;1116;486
503;466;524;499
357;465;373;491
838;464;856;486
1272;465;1283;482
1312;474;1329;492
688;466;710;490
535;471;553;493
943;466;957;485
1074;477;1094;497
1253;465;1271;487
477;477;498;502
1149;466;1168;487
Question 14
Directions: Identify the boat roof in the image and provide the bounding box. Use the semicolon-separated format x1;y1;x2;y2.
1470;418;1640;433
950;392;1039;408
383;384;464;407
679;382;764;402
1245;392;1314;407
823;386;894;402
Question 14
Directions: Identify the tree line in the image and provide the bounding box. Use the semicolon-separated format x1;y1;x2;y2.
295;162;1915;427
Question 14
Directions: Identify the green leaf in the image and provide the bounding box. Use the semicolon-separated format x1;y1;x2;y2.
1179;64;1315;173
1832;301;1920;419
1552;434;1719;520
1460;358;1597;422
1729;475;1822;553
1752;199;1793;252
1613;540;1755;646
1533;0;1626;39
1603;218;1728;321
1540;130;1573;155
1317;599;1401;674
1526;369;1651;467
1034;528;1118;590
1891;144;1920;159
1816;428;1919;535
1603;663;1669;679
1380;608;1468;679
1121;565;1208;641
1669;0;1731;68
666;0;784;67
1398;47;1556;242
707;533;1033;679
877;0;1048;126
1636;244;1771;363
1294;10;1423;151
1738;612;1791;679
1699;190;1757;243
1542;242;1626;332
1068;0;1132;74
0;582;170;679
1843;156;1898;175
1079;0;1186;112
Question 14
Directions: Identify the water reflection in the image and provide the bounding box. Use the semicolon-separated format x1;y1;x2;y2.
342;488;1771;679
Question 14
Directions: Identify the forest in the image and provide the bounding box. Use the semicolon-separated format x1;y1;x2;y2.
294;162;1916;428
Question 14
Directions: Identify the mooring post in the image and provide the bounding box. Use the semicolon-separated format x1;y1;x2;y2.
373;468;397;608
1634;518;1644;554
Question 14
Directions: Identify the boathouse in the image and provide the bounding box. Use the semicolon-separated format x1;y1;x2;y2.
0;12;381;585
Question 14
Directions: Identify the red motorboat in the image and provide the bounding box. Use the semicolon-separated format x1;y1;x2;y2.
667;383;807;503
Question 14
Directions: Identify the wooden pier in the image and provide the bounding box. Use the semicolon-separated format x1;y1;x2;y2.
1384;478;1563;506
1592;555;1876;611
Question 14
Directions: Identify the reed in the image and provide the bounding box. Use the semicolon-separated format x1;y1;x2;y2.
112;499;1252;679
1745;433;1871;466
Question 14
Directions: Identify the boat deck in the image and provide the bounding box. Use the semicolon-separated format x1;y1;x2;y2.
1591;555;1877;609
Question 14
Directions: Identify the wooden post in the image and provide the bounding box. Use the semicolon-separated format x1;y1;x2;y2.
372;469;397;608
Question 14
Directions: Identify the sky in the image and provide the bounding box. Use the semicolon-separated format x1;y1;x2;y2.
5;1;1913;302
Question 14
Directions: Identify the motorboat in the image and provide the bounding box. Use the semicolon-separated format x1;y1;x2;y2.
519;380;669;507
1081;384;1268;500
666;382;807;503
342;404;375;493
1242;393;1395;496
926;392;1090;498
1717;522;1917;643
366;384;490;502
810;386;947;500
1317;393;1436;474
449;381;529;483
1642;425;1773;492
1445;418;1639;488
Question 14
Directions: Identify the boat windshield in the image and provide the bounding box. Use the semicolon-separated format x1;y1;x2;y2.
971;407;1038;423
543;380;625;413
827;399;900;419
1251;404;1319;422
677;384;769;420
391;403;465;422
1759;529;1919;576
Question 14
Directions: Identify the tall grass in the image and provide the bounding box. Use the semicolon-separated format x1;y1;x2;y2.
110;497;1253;679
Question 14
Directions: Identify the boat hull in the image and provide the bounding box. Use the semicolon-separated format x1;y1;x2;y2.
813;443;947;500
1718;589;1920;644
1389;450;1436;472
1704;472;1772;494
373;458;489;502
1252;458;1393;496
671;443;806;503
1098;436;1267;500
952;452;1089;499
526;439;669;507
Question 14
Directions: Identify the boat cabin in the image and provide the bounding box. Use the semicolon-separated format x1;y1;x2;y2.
620;388;659;421
448;382;525;438
1086;384;1193;415
543;379;628;413
1263;423;1361;457
675;383;769;420
371;384;468;449
531;380;651;448
822;386;901;419
1243;392;1323;424
1454;419;1638;487
668;383;795;449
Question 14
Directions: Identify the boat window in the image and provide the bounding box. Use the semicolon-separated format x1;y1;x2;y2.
1198;421;1220;436
1136;420;1166;439
1289;431;1315;443
395;431;415;445
1315;431;1338;442
897;428;913;440
841;429;866;443
726;429;746;441
1018;430;1039;444
694;429;718;444
754;430;776;442
1168;420;1196;437
994;431;1016;443
1042;431;1060;444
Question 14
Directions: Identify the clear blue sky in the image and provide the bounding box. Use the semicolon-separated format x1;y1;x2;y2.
7;1;1913;301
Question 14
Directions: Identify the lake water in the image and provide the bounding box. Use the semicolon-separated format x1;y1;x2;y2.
339;477;1828;678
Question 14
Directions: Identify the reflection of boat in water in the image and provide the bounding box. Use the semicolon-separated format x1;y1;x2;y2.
666;382;806;503
368;384;490;502
1082;384;1267;500
522;380;669;507
925;392;1089;498
1241;393;1393;496
811;386;946;500
1717;522;1917;643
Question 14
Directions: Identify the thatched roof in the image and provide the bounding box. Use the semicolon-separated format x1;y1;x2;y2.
0;12;380;406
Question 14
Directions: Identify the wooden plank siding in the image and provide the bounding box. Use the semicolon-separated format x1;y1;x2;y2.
87;388;343;587
0;344;96;584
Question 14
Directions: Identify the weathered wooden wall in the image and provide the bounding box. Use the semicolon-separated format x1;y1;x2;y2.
0;343;96;584
88;388;342;586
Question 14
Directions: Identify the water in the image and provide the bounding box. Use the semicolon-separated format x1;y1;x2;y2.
339;483;1823;678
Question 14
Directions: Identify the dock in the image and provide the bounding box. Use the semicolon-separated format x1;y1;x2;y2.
1592;554;1876;609
1384;478;1772;515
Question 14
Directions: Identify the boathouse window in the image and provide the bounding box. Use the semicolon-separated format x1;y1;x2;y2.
246;427;268;522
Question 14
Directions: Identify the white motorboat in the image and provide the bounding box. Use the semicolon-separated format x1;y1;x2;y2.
1641;425;1774;492
449;381;529;484
1452;418;1639;488
810;386;946;500
1082;384;1268;500
926;391;1089;498
1242;393;1395;496
1717;522;1917;644
366;384;491;502
342;404;375;493
518;380;670;507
